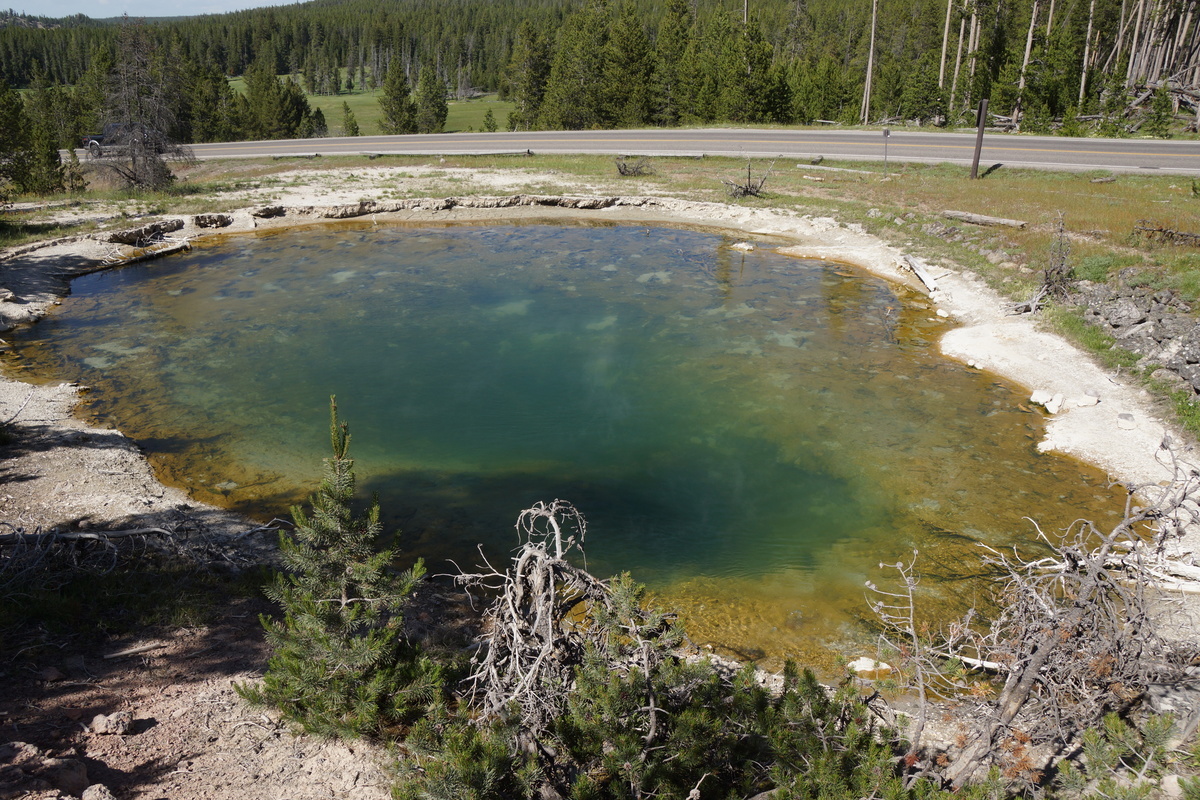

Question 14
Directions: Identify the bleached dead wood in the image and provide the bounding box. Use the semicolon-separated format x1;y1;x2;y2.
102;240;190;268
900;255;940;293
104;641;167;659
942;210;1028;229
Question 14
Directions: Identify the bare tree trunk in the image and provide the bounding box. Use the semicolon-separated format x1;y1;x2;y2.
1013;0;1041;125
861;0;878;124
1080;0;1097;104
940;0;954;87
1127;0;1147;87
951;13;967;114
1046;0;1056;36
967;7;980;105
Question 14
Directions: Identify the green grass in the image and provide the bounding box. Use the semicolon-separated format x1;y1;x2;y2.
1045;305;1142;371
228;74;515;136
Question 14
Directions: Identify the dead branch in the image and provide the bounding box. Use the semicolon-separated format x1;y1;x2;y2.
2;388;34;426
937;439;1199;787
1009;211;1072;314
1133;220;1200;247
615;156;653;177
722;158;777;199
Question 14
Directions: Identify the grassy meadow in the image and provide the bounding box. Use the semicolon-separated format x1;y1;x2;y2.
227;73;516;135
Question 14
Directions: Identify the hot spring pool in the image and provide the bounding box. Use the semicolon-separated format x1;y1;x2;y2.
4;220;1124;668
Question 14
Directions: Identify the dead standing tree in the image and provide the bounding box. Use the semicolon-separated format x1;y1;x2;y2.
874;440;1200;788
96;16;193;189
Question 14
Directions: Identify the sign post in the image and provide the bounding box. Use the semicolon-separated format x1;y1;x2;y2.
971;99;988;179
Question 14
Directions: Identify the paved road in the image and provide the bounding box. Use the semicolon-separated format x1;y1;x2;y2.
184;127;1200;175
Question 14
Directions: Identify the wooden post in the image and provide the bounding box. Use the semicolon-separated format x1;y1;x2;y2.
971;98;988;179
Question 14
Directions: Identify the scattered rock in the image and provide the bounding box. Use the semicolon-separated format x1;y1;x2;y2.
39;666;65;682
730;242;755;252
250;205;286;218
194;213;234;228
82;784;118;800
90;711;134;735
42;757;89;796
1075;391;1100;407
1117;412;1137;430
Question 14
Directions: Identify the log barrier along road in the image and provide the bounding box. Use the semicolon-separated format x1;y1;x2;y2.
180;128;1200;176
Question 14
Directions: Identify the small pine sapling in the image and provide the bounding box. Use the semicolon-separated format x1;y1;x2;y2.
239;398;438;737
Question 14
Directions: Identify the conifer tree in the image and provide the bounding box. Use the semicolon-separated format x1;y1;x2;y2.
379;58;417;134
603;4;653;127
240;399;439;738
342;101;360;136
311;107;328;137
413;64;448;133
0;81;32;201
652;0;694;126
539;0;611;130
503;21;551;131
1144;84;1173;138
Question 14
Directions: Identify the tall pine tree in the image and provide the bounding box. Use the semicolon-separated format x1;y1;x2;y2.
413;64;448;133
379;58;417;134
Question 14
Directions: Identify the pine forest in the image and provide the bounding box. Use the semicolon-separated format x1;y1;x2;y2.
0;0;1197;150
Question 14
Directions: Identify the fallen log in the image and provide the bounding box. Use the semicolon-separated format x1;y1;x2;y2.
105;218;185;246
900;255;940;293
942;210;1028;229
0;528;170;546
102;240;190;268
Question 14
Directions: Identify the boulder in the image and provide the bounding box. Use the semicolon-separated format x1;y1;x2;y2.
193;213;233;228
249;205;285;218
1102;297;1147;329
90;711;133;735
1150;368;1193;394
105;218;184;245
41;758;89;796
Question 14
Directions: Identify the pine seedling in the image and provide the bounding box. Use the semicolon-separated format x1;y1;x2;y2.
240;397;438;738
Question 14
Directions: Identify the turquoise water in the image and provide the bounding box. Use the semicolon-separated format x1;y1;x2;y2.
5;221;1123;666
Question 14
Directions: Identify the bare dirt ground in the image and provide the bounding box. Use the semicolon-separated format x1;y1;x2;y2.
1;164;1197;799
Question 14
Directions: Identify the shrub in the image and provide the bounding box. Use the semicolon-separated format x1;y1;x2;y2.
239;398;440;738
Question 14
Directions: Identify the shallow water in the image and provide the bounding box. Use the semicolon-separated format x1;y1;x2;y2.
5;221;1124;669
